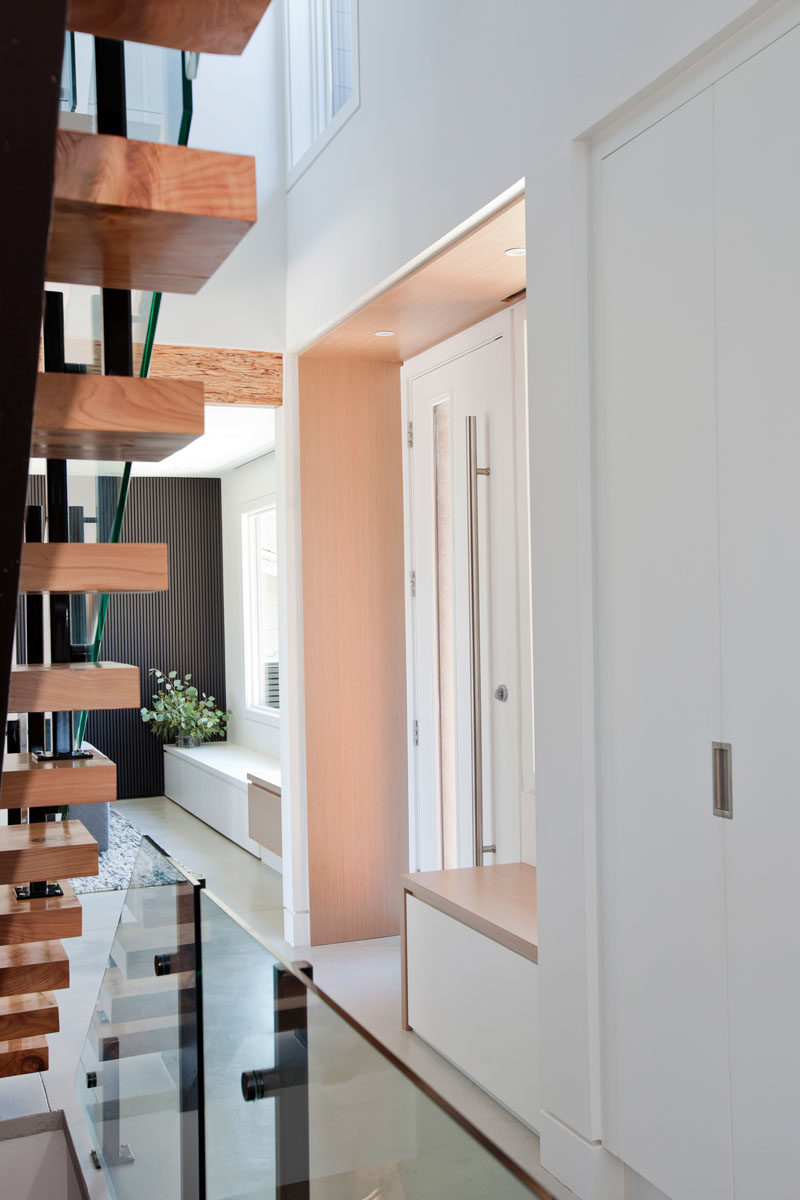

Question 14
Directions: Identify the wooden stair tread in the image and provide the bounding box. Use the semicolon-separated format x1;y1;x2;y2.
0;942;69;997
48;131;256;294
112;921;194;980
0;821;97;886
1;751;116;810
0;1036;48;1077
0;881;82;944
91;1012;177;1059
33;372;205;462
0;993;59;1041
67;0;272;56
19;543;169;594
101;968;192;1023
9;662;140;713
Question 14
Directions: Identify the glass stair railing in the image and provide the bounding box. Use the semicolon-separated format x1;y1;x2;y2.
76;838;545;1200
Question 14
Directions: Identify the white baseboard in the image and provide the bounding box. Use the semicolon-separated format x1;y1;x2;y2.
283;907;310;947
539;1111;624;1200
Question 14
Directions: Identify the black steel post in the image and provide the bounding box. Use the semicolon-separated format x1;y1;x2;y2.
177;880;206;1200
24;506;45;756
99;1035;134;1168
241;964;313;1200
0;0;67;791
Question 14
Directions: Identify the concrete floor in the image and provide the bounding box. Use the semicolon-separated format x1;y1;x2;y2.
0;796;568;1200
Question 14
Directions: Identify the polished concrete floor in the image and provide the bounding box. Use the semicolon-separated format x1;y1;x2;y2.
0;796;569;1200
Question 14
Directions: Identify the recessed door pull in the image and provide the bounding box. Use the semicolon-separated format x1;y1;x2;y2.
712;741;733;819
494;684;508;702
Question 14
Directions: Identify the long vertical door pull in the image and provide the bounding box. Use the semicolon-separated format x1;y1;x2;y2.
466;416;492;865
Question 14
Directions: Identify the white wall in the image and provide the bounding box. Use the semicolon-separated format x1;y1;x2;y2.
156;4;287;352
279;0;781;1186
221;453;280;758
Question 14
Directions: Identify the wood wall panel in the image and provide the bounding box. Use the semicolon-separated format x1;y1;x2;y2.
299;356;408;944
149;344;283;406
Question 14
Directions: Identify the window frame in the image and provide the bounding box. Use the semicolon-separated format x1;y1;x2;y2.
285;0;360;189
241;494;280;726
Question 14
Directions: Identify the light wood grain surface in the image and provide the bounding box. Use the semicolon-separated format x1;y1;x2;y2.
0;882;82;945
300;356;408;944
304;197;525;362
247;779;282;855
0;942;69;998
33;371;205;462
48;131;256;294
67;0;272;55
0;751;117;811
9;662;141;713
401;863;538;962
0;1036;49;1077
0;993;59;1042
0;822;98;887
19;543;168;594
150;344;283;406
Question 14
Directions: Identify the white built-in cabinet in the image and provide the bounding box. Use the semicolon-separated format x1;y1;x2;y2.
595;21;800;1200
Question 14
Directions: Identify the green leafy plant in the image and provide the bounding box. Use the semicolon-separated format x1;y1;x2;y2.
140;669;230;746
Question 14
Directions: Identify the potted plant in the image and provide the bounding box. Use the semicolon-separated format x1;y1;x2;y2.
140;668;230;747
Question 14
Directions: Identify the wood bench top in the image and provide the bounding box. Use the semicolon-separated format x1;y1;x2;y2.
401;862;538;963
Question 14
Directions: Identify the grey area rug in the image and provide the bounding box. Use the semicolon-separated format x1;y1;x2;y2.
70;808;176;894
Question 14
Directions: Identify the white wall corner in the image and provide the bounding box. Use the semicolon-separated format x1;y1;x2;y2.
283;906;311;948
539;1111;625;1200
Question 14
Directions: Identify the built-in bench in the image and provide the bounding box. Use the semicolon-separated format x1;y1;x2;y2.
163;742;281;871
400;862;539;1130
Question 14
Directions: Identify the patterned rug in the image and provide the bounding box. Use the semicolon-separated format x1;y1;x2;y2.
70;808;175;894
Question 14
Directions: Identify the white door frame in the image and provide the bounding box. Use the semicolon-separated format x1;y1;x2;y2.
401;304;530;874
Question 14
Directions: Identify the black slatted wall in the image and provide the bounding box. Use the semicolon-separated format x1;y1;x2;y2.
87;477;226;797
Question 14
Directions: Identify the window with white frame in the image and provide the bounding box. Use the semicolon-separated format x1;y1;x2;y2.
286;0;359;180
242;501;280;718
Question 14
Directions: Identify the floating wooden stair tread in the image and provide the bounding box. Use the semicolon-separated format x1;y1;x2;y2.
9;662;140;714
0;822;97;886
47;131;257;294
91;1013;177;1060
33;372;205;462
0;993;59;1042
100;968;192;1024
1;751;116;811
112;922;194;980
67;0;272;56
0;1037;49;1077
0;942;69;998
20;543;169;594
0;882;82;945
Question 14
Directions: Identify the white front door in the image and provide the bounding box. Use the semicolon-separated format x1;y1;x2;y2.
405;310;523;872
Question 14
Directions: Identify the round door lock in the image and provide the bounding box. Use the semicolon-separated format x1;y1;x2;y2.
494;684;509;702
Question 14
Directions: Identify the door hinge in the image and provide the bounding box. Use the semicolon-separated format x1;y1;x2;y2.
413;719;419;746
410;570;416;597
407;420;414;448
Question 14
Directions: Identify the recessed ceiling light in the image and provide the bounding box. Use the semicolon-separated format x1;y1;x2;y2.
374;330;395;337
505;247;526;257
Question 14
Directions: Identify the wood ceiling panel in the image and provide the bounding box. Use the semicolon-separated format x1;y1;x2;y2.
303;197;525;362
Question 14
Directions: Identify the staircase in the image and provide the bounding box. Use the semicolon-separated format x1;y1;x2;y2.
0;2;270;1075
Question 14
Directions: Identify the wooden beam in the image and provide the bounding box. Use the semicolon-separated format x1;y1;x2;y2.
33;372;205;462
0;882;82;944
0;822;97;886
0;942;69;998
67;0;273;56
1;752;116;811
9;662;140;714
149;344;283;406
47;131;256;294
0;1037;49;1077
0;993;59;1042
20;543;169;594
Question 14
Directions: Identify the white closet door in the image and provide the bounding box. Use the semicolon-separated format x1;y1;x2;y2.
715;27;800;1197
595;90;733;1200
